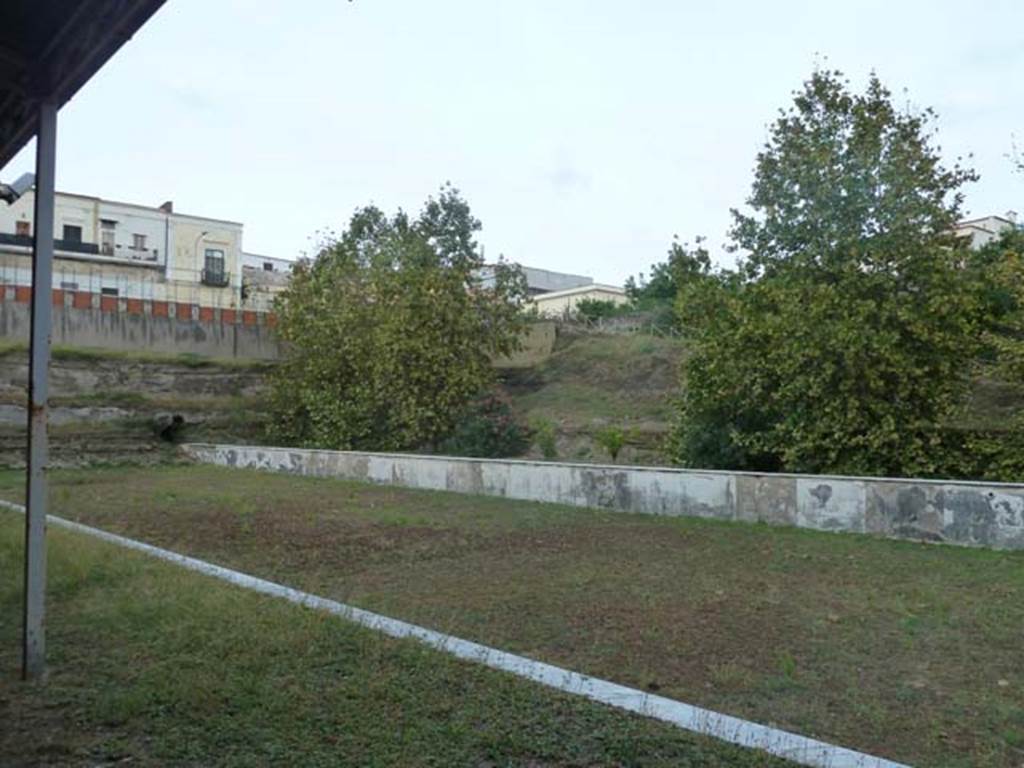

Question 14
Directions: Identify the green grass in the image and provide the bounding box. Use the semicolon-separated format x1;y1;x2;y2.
500;331;683;462
1;464;1022;766
0;515;788;767
41;391;265;418
0;340;27;357
503;332;682;425
0;341;274;370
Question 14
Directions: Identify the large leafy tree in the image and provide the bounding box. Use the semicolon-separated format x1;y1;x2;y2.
671;70;983;477
956;228;1024;480
270;185;528;451
975;228;1024;388
626;237;713;302
624;238;716;336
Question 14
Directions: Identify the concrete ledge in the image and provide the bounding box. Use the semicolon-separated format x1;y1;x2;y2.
181;443;1024;550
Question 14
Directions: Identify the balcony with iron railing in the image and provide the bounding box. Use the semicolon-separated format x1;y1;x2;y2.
1;232;164;264
0;231;99;255
201;267;230;287
103;242;161;262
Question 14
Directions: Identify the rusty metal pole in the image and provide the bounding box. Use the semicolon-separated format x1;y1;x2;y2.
23;100;57;682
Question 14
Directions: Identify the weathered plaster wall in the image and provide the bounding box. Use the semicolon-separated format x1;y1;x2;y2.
182;444;1024;550
0;294;278;359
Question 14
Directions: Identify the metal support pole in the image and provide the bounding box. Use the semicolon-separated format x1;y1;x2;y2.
23;100;57;682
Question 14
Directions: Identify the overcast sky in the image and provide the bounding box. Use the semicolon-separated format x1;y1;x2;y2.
3;1;1022;283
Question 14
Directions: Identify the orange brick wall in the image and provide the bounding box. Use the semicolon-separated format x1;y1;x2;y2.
0;284;274;329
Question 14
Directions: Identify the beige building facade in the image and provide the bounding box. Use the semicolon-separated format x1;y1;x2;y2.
241;252;293;312
531;283;629;318
0;190;245;308
954;212;1018;250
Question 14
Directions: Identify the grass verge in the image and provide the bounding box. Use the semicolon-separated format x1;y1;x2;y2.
1;464;1022;765
0;341;274;370
0;513;787;767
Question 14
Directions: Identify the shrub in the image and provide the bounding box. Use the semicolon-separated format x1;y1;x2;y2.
438;395;530;458
574;298;621;322
595;425;627;462
531;417;558;460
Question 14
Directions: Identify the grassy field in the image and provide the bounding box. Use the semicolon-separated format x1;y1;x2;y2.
1;465;1022;766
0;517;791;767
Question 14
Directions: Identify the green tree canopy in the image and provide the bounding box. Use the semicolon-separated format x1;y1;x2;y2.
671;70;985;477
975;227;1024;381
270;185;528;451
626;237;713;303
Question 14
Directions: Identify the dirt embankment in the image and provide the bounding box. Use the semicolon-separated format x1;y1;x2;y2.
499;328;685;465
0;350;272;467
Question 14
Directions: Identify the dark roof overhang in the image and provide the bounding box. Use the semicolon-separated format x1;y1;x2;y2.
0;0;166;169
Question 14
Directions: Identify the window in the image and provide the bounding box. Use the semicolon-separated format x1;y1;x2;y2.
60;281;79;291
100;287;119;297
263;261;274;271
62;224;82;243
202;248;228;287
15;220;29;237
205;248;225;274
100;220;116;255
132;233;147;251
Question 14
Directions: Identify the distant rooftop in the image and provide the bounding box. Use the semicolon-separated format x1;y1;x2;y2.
957;211;1019;230
478;263;594;295
50;189;243;227
243;252;294;276
954;211;1020;250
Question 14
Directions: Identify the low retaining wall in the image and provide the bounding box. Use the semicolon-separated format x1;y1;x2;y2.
182;444;1024;550
1;292;279;359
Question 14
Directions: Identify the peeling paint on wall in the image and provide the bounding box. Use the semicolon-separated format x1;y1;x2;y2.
181;443;1024;551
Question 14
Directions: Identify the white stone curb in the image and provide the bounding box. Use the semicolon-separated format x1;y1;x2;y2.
0;500;909;768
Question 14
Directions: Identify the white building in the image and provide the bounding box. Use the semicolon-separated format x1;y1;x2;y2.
242;252;294;312
243;252;294;274
0;190;245;308
955;212;1019;250
531;283;629;318
476;262;627;318
478;264;594;296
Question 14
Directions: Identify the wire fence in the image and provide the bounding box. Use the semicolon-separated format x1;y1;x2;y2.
556;313;682;338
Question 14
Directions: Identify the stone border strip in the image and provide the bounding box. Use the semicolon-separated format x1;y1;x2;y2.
0;499;907;768
182;443;1024;550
